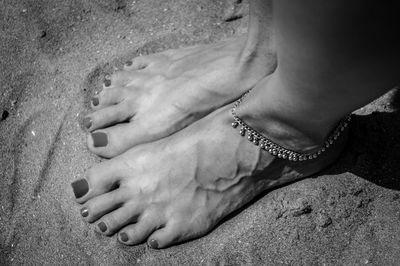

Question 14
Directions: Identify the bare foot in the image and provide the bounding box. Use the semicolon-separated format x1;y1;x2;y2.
72;75;348;248
84;37;273;158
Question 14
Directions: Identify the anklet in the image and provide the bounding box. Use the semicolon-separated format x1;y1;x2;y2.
231;90;351;161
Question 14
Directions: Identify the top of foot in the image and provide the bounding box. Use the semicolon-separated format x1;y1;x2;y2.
84;37;272;158
72;98;348;249
72;67;351;248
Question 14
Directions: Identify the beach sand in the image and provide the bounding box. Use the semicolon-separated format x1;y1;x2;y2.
1;0;400;265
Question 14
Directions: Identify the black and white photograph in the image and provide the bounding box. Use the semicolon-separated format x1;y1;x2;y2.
1;0;400;265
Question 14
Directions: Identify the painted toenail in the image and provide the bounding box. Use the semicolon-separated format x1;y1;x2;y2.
92;97;99;106
80;207;89;218
149;239;159;249
104;79;111;87
120;232;129;242
83;117;92;129
125;60;133;66
71;179;89;198
98;222;107;232
91;132;108;147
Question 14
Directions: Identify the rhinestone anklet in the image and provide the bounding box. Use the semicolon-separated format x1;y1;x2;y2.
231;90;351;161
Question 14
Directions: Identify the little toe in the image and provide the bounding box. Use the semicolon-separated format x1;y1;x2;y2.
81;188;132;223
94;203;142;236
117;210;165;246
86;102;134;131
71;159;126;204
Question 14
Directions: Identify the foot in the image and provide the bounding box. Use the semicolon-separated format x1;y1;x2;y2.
84;36;273;158
72;77;348;248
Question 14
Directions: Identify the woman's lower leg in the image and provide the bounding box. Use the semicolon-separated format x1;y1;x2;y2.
239;0;400;151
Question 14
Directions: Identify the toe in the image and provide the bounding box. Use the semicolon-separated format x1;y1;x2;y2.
71;159;126;204
94;202;142;236
87;104;182;158
80;187;132;223
91;87;127;110
117;208;165;246
123;56;151;71
107;70;143;88
86;102;135;131
147;221;191;249
87;119;158;158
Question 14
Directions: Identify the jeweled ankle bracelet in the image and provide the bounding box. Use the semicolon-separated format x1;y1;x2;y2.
231;90;351;161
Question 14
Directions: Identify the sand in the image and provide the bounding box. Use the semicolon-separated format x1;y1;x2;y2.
1;0;400;265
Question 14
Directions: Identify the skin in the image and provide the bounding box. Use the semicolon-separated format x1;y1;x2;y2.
84;0;275;159
76;105;347;248
73;0;400;248
85;36;274;158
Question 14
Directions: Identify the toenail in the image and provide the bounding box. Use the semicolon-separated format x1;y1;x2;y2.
80;207;89;218
83;117;92;129
98;222;107;232
148;239;159;249
92;97;99;106
71;179;89;198
120;232;129;242
104;79;111;87
91;132;108;147
125;60;132;66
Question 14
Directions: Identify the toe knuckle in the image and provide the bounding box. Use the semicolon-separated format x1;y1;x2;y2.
85;168;96;183
151;74;166;84
110;72;119;81
125;229;138;240
100;87;113;98
103;217;114;228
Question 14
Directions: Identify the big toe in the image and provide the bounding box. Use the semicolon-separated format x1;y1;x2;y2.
87;114;171;158
71;159;125;204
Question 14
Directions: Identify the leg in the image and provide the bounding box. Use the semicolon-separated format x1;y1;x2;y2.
72;0;400;248
240;0;400;149
84;2;275;158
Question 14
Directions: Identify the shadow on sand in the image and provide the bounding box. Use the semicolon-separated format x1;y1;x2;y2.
325;88;400;191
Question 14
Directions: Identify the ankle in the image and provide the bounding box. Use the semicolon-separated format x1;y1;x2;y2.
236;74;348;153
233;40;275;92
238;0;275;73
